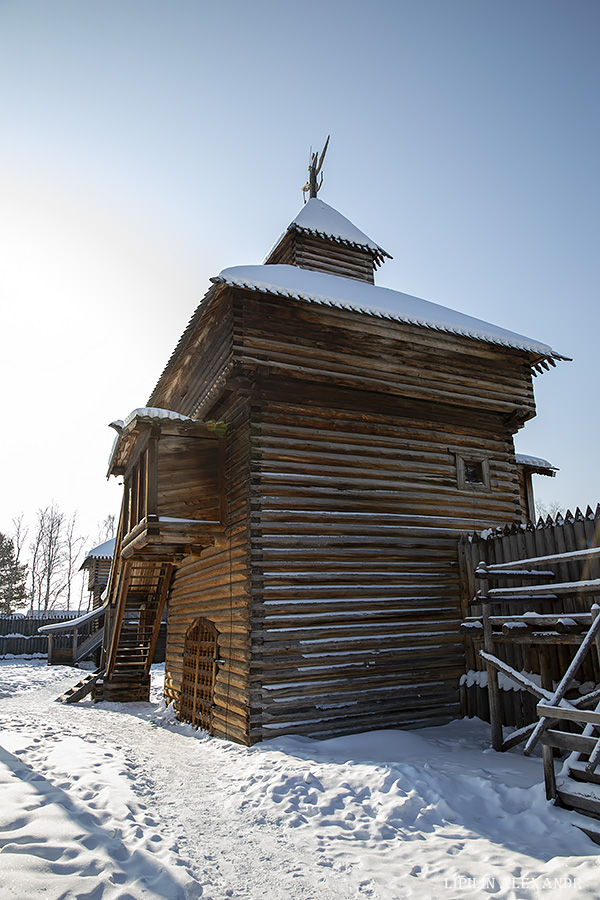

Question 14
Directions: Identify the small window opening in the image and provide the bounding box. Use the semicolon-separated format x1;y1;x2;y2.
464;460;484;484
455;453;491;491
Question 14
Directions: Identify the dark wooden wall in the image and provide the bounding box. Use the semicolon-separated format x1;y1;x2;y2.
150;284;540;744
232;291;537;423
247;379;524;740
265;231;377;283
163;394;253;744
157;436;220;521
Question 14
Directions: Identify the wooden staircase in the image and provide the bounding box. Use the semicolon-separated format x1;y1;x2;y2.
98;559;173;702
56;671;103;703
542;725;600;843
470;545;600;836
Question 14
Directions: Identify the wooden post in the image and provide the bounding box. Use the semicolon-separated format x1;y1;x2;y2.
146;435;159;518
72;628;78;664
479;565;504;751
542;741;557;800
593;604;600;669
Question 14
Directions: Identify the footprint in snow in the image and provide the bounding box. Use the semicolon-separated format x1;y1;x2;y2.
446;842;464;855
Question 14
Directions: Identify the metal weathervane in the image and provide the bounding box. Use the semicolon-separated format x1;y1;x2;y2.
302;135;330;202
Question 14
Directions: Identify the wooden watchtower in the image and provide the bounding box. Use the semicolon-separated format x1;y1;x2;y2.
97;179;564;742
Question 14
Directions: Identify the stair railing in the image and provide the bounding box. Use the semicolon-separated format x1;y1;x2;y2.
38;598;109;665
473;546;600;752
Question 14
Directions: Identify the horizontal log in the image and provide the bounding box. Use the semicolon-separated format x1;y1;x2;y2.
536;702;600;727
541;729;600;755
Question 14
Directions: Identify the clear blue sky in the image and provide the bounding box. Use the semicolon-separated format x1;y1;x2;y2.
0;0;598;543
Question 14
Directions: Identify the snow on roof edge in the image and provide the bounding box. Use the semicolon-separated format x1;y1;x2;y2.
83;537;116;561
515;454;558;472
212;265;562;359
107;408;194;475
263;198;391;264
122;408;193;428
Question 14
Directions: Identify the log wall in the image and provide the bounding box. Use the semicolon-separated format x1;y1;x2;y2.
247;380;524;740
164;393;253;744
265;231;377;283
149;284;542;744
148;288;234;417
232;292;537;423
157;436;221;521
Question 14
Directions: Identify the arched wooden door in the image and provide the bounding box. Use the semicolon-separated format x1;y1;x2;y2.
178;618;218;733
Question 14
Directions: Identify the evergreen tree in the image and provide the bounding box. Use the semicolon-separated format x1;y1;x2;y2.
0;533;28;614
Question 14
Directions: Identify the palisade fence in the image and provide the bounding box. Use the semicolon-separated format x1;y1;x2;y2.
0;612;92;658
458;505;600;729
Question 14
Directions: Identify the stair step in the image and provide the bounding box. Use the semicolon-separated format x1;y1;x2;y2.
572;820;600;846
56;671;103;704
568;764;600;787
556;776;600;820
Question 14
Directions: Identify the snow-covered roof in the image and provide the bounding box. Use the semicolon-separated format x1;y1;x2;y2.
265;198;390;263
516;454;558;472
84;537;116;560
212;264;561;359
110;408;193;432
107;408;194;475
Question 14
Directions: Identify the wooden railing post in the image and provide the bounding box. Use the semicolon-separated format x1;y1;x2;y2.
478;563;504;751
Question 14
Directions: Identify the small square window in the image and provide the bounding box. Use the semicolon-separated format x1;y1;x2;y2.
455;454;491;491
464;460;484;484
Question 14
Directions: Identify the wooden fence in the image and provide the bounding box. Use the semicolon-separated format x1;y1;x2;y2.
458;506;600;728
0;613;91;658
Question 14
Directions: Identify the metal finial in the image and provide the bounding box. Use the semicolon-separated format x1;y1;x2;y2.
302;135;330;202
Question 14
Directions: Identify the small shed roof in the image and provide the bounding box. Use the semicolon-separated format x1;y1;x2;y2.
265;198;391;266
515;453;558;476
80;537;116;570
107;408;195;476
212;264;563;361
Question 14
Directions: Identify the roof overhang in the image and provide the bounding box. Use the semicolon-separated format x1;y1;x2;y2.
212;264;567;367
107;407;208;477
516;453;558;477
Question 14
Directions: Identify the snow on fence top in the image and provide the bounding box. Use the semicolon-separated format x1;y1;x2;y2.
265;197;391;262
213;264;561;359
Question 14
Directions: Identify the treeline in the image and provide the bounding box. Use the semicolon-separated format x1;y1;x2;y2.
0;506;115;616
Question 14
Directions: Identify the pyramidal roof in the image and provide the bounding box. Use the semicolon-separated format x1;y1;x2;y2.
265;198;391;265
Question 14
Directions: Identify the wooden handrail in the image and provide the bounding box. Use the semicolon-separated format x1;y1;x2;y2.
38;599;108;635
478;546;600;572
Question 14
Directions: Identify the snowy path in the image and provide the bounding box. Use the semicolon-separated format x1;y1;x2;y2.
0;660;599;899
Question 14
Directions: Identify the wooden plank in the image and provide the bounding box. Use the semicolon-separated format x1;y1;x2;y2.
536;703;600;727
487;579;600;599
487;547;600;571
542;729;600;754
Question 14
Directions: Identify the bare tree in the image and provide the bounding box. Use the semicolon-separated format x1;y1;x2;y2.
11;514;28;568
29;505;63;613
63;512;87;611
96;514;116;545
28;504;90;614
535;499;564;521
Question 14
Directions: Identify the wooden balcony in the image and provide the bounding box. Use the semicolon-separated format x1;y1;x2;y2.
120;515;225;561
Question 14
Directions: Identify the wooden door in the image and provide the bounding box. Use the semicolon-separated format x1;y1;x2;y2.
179;618;218;732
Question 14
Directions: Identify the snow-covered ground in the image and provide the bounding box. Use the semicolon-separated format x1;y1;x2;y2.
0;660;599;899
